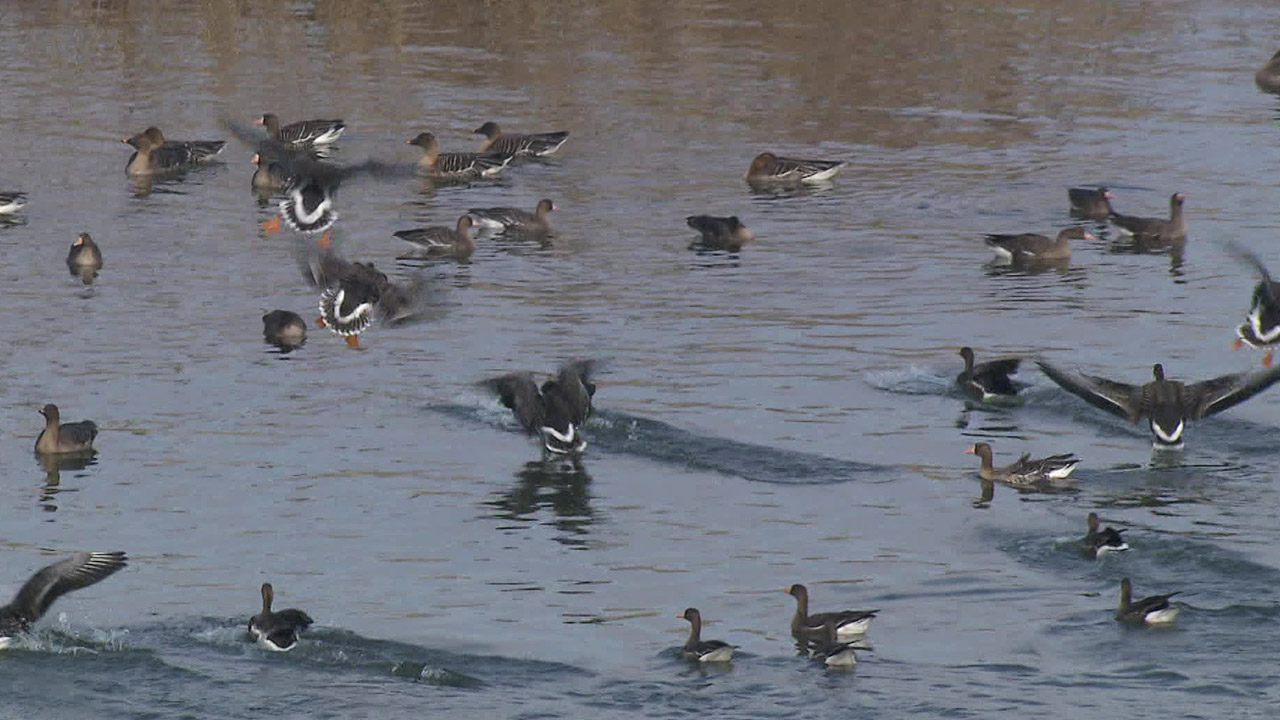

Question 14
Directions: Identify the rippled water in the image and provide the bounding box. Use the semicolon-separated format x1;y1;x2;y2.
3;0;1280;717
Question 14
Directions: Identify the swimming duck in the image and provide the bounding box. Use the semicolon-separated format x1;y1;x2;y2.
480;360;599;455
248;582;313;651
473;122;569;157
956;347;1021;402
251;152;292;191
1115;578;1179;625
298;244;430;349
141;126;225;162
0;191;26;215
784;584;878;643
35;404;97;455
123;129;220;176
966;442;1079;485
66;232;103;284
1229;245;1280;367
393;216;476;259
1081;512;1128;558
262;310;307;350
406;132;512;180
1110;193;1186;244
1068;187;1115;221
467;199;555;235
676;608;733;663
744;152;845;185
984;227;1095;264
256;113;346;146
686;215;753;252
1036;360;1280;450
1256;50;1280;93
0;551;128;649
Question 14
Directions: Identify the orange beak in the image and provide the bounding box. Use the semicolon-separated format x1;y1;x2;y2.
965;447;976;454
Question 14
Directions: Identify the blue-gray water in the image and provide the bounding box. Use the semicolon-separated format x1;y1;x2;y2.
3;1;1280;717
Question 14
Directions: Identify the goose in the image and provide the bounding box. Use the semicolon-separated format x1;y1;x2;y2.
676;608;733;663
966;442;1079;485
480;360;599;455
473;122;569;157
248;582;313;651
0;552;128;649
1116;578;1179;625
784;584;877;642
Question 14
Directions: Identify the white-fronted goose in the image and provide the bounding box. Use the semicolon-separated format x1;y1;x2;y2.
0;192;27;215
1068;187;1115;221
1256;50;1280;93
1111;193;1186;244
686;215;753;252
257;113;346;146
957;347;1021;402
298;244;430;350
784;584;877;642
809;618;865;667
1229;245;1280;366
1082;512;1128;558
0;551;128;648
468;199;555;235
984;227;1095;263
142;126;225;162
1036;360;1280;450
745;152;845;185
406;132;512;180
1116;578;1179;625
393;216;476;259
473;122;569;157
251;152;291;191
66;232;102;285
35;404;97;455
966;443;1079;485
248;582;313;652
676;608;733;663
480;360;599;455
262;310;307;350
123;129;220;176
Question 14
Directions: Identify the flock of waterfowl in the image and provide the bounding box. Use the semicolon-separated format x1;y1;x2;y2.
8;49;1280;667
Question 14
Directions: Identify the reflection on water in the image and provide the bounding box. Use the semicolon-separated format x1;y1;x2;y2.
34;452;96;513
484;459;595;547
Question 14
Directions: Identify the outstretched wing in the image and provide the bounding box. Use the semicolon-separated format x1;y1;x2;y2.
1193;364;1280;419
481;372;544;434
1036;360;1139;422
9;552;128;622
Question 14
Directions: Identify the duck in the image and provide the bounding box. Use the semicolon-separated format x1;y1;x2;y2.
1256;50;1280;93
0;191;27;215
1110;193;1186;244
140;126;225;162
1068;187;1115;221
809;618;865;668
1036;359;1280;450
406;132;512;180
248;582;313;651
256;113;346;146
298;244;430;349
123;129;220;176
676;608;733;663
473;121;569;157
784;583;878;643
966;442;1079;485
393;216;476;259
744;152;845;185
686;215;753;252
251;152;291;191
35;404;97;455
66;232;103;284
956;347;1021;402
0;551;128;649
480;360;599;455
1081;512;1129;558
262;310;307;350
1115;578;1179;625
983;227;1095;264
1228;245;1280;366
467;199;555;235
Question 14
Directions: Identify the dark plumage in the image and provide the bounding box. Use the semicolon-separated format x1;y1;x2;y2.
35;404;97;455
251;152;292;191
1229;245;1280;366
142;126;225;163
956;347;1021;402
966;442;1079;485
744;152;845;185
784;583;878;643
248;582;313;651
473;122;569;157
123;128;222;176
262;310;307;350
66;232;103;284
983;227;1095;263
393;216;476;259
1068;187;1115;221
406;132;512;180
0;552;128;644
1257;50;1280;93
809;618;865;667
257;113;346;146
686;215;753;252
1116;578;1179;624
298;244;430;349
467;199;555;235
676;608;733;662
481;360;599;455
1081;512;1128;558
1036;360;1280;450
1110;193;1186;244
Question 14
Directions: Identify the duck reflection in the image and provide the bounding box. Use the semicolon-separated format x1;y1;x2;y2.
35;452;96;512
484;459;594;546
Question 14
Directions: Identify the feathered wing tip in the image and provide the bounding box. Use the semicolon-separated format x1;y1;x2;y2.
280;194;337;234
319;286;375;336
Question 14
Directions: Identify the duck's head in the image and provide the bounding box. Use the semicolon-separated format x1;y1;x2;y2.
473;121;500;138
406;132;436;149
746;152;776;176
143;126;165;145
965;442;994;464
783;583;808;600
536;198;557;216
38;404;59;422
677;608;701;623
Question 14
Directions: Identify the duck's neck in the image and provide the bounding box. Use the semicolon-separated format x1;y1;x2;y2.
685;617;701;647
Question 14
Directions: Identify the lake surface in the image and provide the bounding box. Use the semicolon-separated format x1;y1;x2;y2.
2;0;1280;717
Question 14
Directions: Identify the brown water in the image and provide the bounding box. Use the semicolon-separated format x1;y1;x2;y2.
2;1;1280;717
